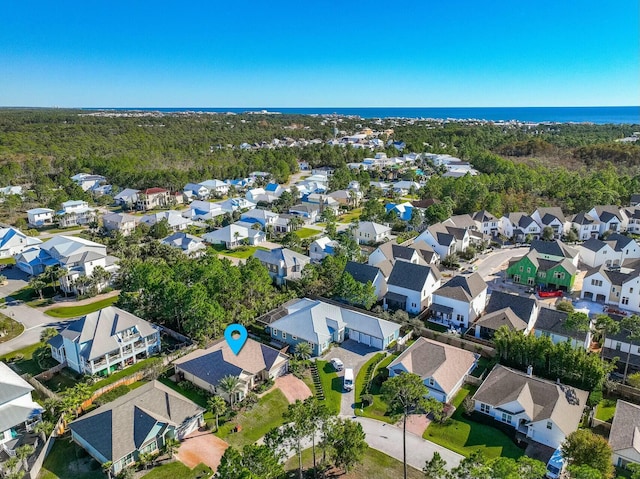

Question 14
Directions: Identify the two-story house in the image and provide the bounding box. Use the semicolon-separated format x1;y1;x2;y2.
387;338;478;403
47;306;161;376
183;183;210;200
609;400;640;469
473;290;539;339
385;262;441;314
355;222;392;245
0;363;44;460
58;200;96;228
582;260;640;313
253;248;310;286
289;204;319;224
473;365;588;449
113;188;140;208
533;307;593;350
499;212;541;242
136;188;170;211
102;212;138;236
506;240;579;291
309;237;338;262
367;242;422;268
472;210;499;237
430;273;488;330
141;210;192;232
344;261;388;300
588;205;628;236
26;208;55;228
0;227;42;259
579;234;640;268
570;212;601;241
531;207;568;239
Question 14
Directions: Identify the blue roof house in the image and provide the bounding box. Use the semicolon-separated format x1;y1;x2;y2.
385;202;414;221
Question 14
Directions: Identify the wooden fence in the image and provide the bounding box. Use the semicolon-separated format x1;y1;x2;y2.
25;415;65;479
21;374;60;401
34;362;68;382
419;329;496;358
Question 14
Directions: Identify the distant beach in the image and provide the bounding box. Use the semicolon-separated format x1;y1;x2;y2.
85;106;640;125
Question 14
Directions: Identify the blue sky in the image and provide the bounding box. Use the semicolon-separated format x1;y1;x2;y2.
1;1;638;107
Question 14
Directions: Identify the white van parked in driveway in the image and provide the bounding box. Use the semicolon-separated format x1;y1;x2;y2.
343;368;354;391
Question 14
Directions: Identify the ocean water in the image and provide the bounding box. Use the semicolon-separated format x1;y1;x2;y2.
89;106;640;125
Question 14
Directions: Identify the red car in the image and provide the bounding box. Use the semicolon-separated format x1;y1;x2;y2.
537;290;563;298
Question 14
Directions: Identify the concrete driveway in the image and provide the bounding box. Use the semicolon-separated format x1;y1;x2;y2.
322;340;381;416
0;266;29;299
176;429;228;471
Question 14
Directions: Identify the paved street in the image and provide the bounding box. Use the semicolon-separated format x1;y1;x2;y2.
350;415;463;470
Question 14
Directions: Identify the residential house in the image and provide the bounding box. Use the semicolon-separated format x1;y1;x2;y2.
69;381;204;476
199;179;229;197
0;185;23;197
385;262;441;314
631;195;640;207
409;240;440;265
430;273;488;330
160;232;206;257
472;365;588;449
71;173;106;192
581;260;640;313
327;189;362;207
533;307;593;350
14;235;118;294
570;212;601;240
355;221;392;245
203;223;265;249
304;194;340;215
136;188;170;211
588;205;628;235
506;240;579;291
0;227;42;258
472;210;499;237
367;242;423;268
0;363;44;460
392;181;420;195
216;197;256;214
273;214;295;234
26;207;55;228
266;298;400;356
58;200;96;228
626;207;640;235
309;237;339;262
415;222;470;259
609;400;640;468
47;306;161;376
387;338;478;403
246;187;279;204
253;248;310;285
184;200;225;221
240;208;279;228
173;338;288;402
474;290;539;339
385;202;414;221
344;261;388;299
499;212;540;242
531;207;568;239
113;188;140;208
601;316;640;374
579;234;640;268
289;204;319;224
141;210;192;232
102;212;138;236
183;183;209;200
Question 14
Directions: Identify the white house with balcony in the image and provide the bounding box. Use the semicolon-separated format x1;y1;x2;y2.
47;306;161;376
26;208;55;228
430;273;488;330
57;200;97;228
0;227;42;259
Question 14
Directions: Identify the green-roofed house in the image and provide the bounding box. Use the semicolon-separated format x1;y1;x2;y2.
506;239;579;291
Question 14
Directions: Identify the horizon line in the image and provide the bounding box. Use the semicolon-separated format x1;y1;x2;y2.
1;105;639;110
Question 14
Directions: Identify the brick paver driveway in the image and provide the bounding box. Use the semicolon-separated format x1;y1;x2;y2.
176;429;228;471
274;374;312;403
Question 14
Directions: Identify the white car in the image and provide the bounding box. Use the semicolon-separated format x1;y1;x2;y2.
330;358;344;371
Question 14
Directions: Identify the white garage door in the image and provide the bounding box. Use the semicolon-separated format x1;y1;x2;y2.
371;337;383;349
359;333;371;346
350;330;360;342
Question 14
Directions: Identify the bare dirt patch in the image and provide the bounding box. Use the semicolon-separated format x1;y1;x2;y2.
274;374;313;403
176;429;228;471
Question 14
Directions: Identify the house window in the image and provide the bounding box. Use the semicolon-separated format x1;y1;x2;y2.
631;288;635;293
292;335;297;340
428;378;435;386
456;314;464;322
527;277;535;286
591;279;603;287
526;267;531;273
546;421;553;430
272;329;278;336
538;272;545;278
480;403;491;414
616;342;622;350
519;266;523;272
501;413;512;424
282;332;287;339
622;297;630;305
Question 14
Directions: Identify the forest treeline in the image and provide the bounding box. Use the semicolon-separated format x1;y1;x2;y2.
0;109;639;217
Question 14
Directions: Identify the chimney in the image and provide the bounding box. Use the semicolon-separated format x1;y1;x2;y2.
526;365;533;377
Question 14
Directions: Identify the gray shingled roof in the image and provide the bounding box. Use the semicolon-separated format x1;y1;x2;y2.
609;400;640;453
475;307;528;332
534;307;588;341
434;273;487;302
530;239;576;259
345;261;381;285
472;365;587;436
69;381;204;463
485;291;537;323
581;238;606;252
388;262;438;292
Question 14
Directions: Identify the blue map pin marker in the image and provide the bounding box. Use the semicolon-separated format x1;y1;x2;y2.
224;324;248;355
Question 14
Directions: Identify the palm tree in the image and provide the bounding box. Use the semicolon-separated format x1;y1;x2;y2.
33;420;54;441
163;437;180;458
218;375;242;409
594;314;620;357
294;342;313;361
91;265;111;292
207;395;227;432
16;444;35;471
621;315;640;383
101;461;113;479
29;275;47;300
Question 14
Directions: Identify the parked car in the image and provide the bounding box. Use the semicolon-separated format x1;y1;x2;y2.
343;368;354;392
330;358;344;372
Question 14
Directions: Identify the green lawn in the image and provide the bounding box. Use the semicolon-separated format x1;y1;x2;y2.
43;368;81;392
141;461;212;479
338;208;362;224
45;296;119;318
595;398;617;423
210;244;269;259
425;321;449;333
217;388;290;447
294;228;320;239
0;257;16;265
7;284;57;304
424;385;524;459
285;446;423;479
38;436;104;479
158;378;214;422
89;356;160;392
0;341;55;376
355;354;396;423
0;313;24;344
470;357;494;378
317;360;342;415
